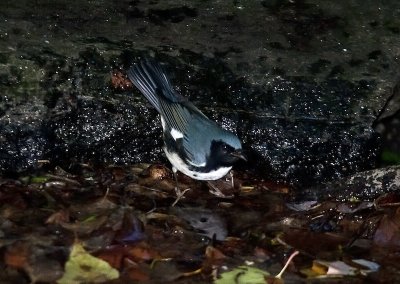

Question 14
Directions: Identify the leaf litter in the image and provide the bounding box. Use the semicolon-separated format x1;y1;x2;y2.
0;164;399;283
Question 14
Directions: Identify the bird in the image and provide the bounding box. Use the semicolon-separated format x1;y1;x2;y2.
127;58;246;186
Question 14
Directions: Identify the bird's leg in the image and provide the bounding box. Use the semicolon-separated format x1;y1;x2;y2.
172;166;179;187
230;170;234;189
171;167;190;207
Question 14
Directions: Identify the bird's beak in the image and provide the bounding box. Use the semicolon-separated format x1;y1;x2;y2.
230;150;247;162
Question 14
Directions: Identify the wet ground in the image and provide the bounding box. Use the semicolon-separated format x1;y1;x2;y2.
1;0;400;283
1;164;400;283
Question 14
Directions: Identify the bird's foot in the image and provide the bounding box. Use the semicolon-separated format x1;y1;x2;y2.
171;187;191;207
208;185;226;198
207;181;233;198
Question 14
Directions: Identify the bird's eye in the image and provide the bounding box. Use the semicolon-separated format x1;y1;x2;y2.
211;140;233;155
221;144;229;152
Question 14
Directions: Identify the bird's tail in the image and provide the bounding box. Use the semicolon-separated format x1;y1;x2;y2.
127;59;182;113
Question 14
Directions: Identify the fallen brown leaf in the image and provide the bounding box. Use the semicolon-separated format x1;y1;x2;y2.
374;207;400;247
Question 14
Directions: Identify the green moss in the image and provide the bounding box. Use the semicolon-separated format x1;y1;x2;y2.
381;150;400;165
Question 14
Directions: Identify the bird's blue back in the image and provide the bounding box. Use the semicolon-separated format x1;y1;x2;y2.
127;59;242;167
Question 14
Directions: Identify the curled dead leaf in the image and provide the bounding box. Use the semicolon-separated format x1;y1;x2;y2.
110;70;132;90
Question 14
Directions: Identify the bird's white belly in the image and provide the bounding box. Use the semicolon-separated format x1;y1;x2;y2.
164;148;232;181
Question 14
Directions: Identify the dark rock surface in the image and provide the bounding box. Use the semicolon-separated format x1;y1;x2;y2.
0;0;399;186
300;166;400;201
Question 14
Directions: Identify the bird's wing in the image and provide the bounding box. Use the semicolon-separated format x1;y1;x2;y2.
160;100;213;167
128;59;212;167
180;117;214;167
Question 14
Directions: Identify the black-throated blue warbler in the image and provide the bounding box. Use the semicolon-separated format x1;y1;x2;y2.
127;59;246;182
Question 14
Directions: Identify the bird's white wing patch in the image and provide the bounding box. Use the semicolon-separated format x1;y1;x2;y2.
170;128;184;140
